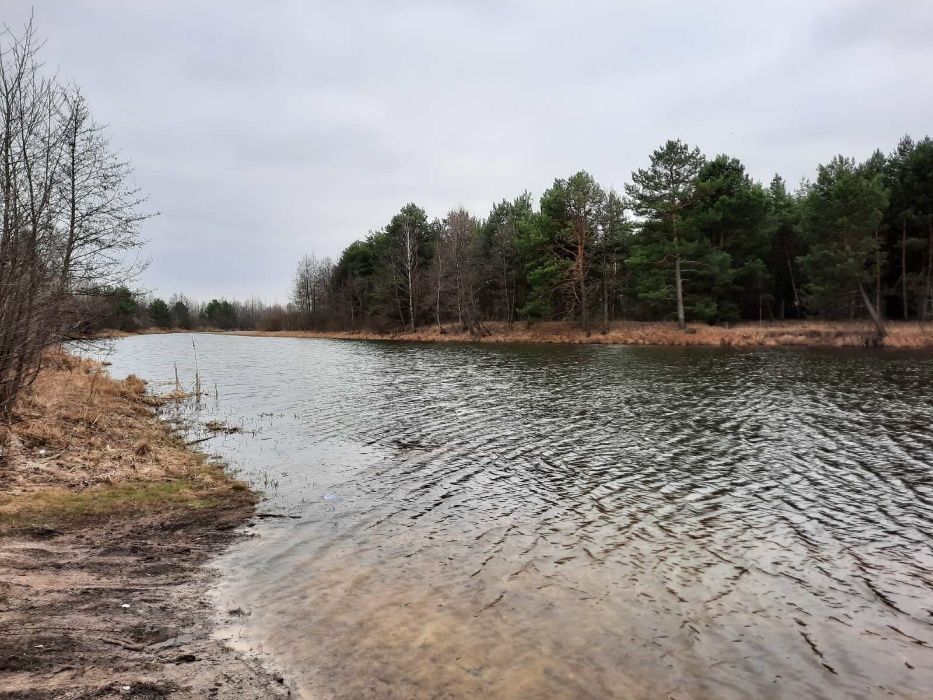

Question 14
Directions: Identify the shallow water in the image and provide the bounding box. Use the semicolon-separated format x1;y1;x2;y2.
99;334;933;699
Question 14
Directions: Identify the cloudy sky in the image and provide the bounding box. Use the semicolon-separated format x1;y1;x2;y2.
4;1;931;301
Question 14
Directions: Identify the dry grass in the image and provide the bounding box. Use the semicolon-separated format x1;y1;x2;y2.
0;349;248;528
232;320;933;349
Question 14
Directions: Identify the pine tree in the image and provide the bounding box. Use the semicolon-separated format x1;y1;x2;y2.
799;156;888;336
625;140;705;329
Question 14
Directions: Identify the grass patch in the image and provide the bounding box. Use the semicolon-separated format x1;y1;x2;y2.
0;478;234;530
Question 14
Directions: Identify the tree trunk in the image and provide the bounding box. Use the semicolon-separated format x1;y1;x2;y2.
435;247;443;330
673;215;686;330
902;218;909;319
455;261;463;326
408;282;415;331
926;216;933;320
874;228;881;316
784;245;799;315
435;273;441;330
501;262;514;328
578;225;589;336
859;283;886;338
395;286;405;328
674;251;686;330
602;270;609;335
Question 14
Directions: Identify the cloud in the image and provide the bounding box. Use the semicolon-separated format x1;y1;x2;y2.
3;0;930;300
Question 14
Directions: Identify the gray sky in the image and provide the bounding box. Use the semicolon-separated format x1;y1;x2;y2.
5;1;932;301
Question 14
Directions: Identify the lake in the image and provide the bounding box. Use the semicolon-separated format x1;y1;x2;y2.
97;333;933;699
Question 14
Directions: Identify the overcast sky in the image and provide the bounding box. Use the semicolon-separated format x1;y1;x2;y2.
4;1;931;301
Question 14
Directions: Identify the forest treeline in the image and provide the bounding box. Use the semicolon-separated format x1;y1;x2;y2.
141;135;933;337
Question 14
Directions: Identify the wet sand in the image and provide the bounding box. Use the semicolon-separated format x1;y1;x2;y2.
0;501;290;699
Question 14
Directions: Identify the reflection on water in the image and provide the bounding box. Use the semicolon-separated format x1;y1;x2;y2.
99;334;933;699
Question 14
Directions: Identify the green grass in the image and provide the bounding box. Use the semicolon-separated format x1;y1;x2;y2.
0;478;235;529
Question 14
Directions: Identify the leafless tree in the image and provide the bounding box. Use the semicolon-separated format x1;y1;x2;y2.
435;208;478;327
0;19;148;421
291;253;334;329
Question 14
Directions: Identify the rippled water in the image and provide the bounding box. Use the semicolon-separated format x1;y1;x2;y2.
99;334;933;699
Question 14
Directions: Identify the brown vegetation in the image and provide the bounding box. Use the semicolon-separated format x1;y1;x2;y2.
0;351;287;697
232;320;933;349
0;350;235;512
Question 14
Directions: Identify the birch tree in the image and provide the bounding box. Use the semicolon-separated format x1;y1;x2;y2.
385;204;431;330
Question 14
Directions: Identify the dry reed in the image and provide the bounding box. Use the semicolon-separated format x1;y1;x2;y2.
231;320;933;349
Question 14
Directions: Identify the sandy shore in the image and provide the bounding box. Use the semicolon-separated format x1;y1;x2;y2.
0;351;289;698
228;319;933;349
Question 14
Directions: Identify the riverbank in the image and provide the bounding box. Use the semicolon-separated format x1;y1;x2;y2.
228;320;933;349
0;351;288;698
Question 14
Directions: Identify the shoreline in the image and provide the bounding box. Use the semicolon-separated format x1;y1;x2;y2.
0;351;289;698
224;320;933;349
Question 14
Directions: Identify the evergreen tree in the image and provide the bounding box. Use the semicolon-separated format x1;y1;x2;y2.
625;140;706;329
799;156;888;336
148;297;171;328
595;190;630;332
765;176;805;319
884;136;933;318
479;194;533;326
202;299;238;329
521;172;605;330
687;155;770;322
171;297;192;329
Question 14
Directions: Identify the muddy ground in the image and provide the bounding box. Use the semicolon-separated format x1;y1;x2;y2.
0;498;291;699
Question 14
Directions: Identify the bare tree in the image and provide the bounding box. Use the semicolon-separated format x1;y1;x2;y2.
291;254;334;329
0;20;148;421
58;88;146;294
291;254;316;328
435;208;478;327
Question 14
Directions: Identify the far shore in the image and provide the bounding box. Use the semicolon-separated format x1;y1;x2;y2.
108;320;933;349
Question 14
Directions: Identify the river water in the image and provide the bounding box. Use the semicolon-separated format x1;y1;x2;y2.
98;333;933;699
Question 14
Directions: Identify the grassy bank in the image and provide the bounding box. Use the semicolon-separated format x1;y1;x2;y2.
0;351;288;697
229;320;933;349
0;350;246;528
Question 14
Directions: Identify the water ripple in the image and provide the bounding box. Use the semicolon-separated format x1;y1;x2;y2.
99;335;933;699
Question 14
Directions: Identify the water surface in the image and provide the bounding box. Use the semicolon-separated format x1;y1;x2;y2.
99;334;933;699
